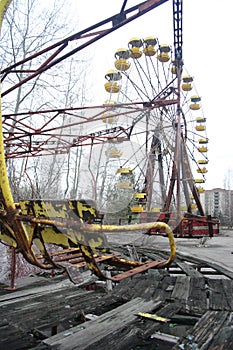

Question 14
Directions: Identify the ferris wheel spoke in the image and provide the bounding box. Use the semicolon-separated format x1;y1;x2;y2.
85;34;211;229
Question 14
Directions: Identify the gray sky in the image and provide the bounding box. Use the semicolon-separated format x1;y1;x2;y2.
38;0;233;191
71;0;232;190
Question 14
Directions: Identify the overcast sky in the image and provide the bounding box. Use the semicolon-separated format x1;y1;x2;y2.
39;0;233;191
71;0;232;190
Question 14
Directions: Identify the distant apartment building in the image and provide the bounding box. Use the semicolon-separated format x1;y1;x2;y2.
204;188;233;226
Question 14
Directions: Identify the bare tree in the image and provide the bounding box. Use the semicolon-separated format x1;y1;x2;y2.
0;0;90;200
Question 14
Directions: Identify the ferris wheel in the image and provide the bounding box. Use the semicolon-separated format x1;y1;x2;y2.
91;34;210;232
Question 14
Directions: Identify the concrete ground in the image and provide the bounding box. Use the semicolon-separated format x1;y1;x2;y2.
106;228;233;272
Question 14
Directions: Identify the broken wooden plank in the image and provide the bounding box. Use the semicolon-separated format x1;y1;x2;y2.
172;311;230;350
208;278;233;311
153;275;177;301
176;261;203;277
208;312;233;349
150;331;180;344
187;277;207;313
43;297;162;349
170;275;207;313
192;311;230;348
171;275;190;302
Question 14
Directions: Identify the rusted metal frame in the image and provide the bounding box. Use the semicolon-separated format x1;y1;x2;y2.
160;1;183;219
176;214;219;238
173;0;183;61
3;106;123;142
0;208;60;270
180;135;192;213
111;260;164;282
4;99;178;136
13;214;176;279
78;243;109;280
1;0;169;97
73;254;120;268
48;247;80;257
163;158;177;213
33;224;65;268
54;255;86;265
5;133;128;158
72;126;130;145
3;212;55;269
150;76;178;104
174;65;182;224
157;133;167;204
181;134;205;216
144;133;158;210
4;100;179;158
1;0;167;76
5;246;16;290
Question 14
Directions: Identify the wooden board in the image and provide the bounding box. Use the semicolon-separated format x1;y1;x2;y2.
176;261;203;277
171;275;206;313
208;278;233;311
43;297;162;349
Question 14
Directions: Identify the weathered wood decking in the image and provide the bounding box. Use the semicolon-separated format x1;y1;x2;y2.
0;245;233;350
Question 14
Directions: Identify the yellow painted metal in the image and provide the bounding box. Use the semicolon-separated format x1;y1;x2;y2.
105;69;121;81
143;36;157;46
198;159;208;165
198;138;208;144
196;117;206;123
114;58;130;71
171;66;177;74
190;103;201;110
104;81;121;93
198;146;208;153
103;99;116;106
133;192;147;199
195;125;205;131
115;181;133;189
158;44;171;62
0;0;14;209
143;45;156;57
182;75;193;83
0;219;17;247
159;44;171;53
137;312;170;323
102;113;116;124
128;37;143;48
130;47;142;59
114;48;131;59
0;0;11;27
20;216;176;269
150;207;161;212
197;187;205;193
157;52;170;62
197;167;208;173
182;83;192;91
116;167;132;175
191;95;201;102
130;205;144;213
105;148;122;158
195;179;205;183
